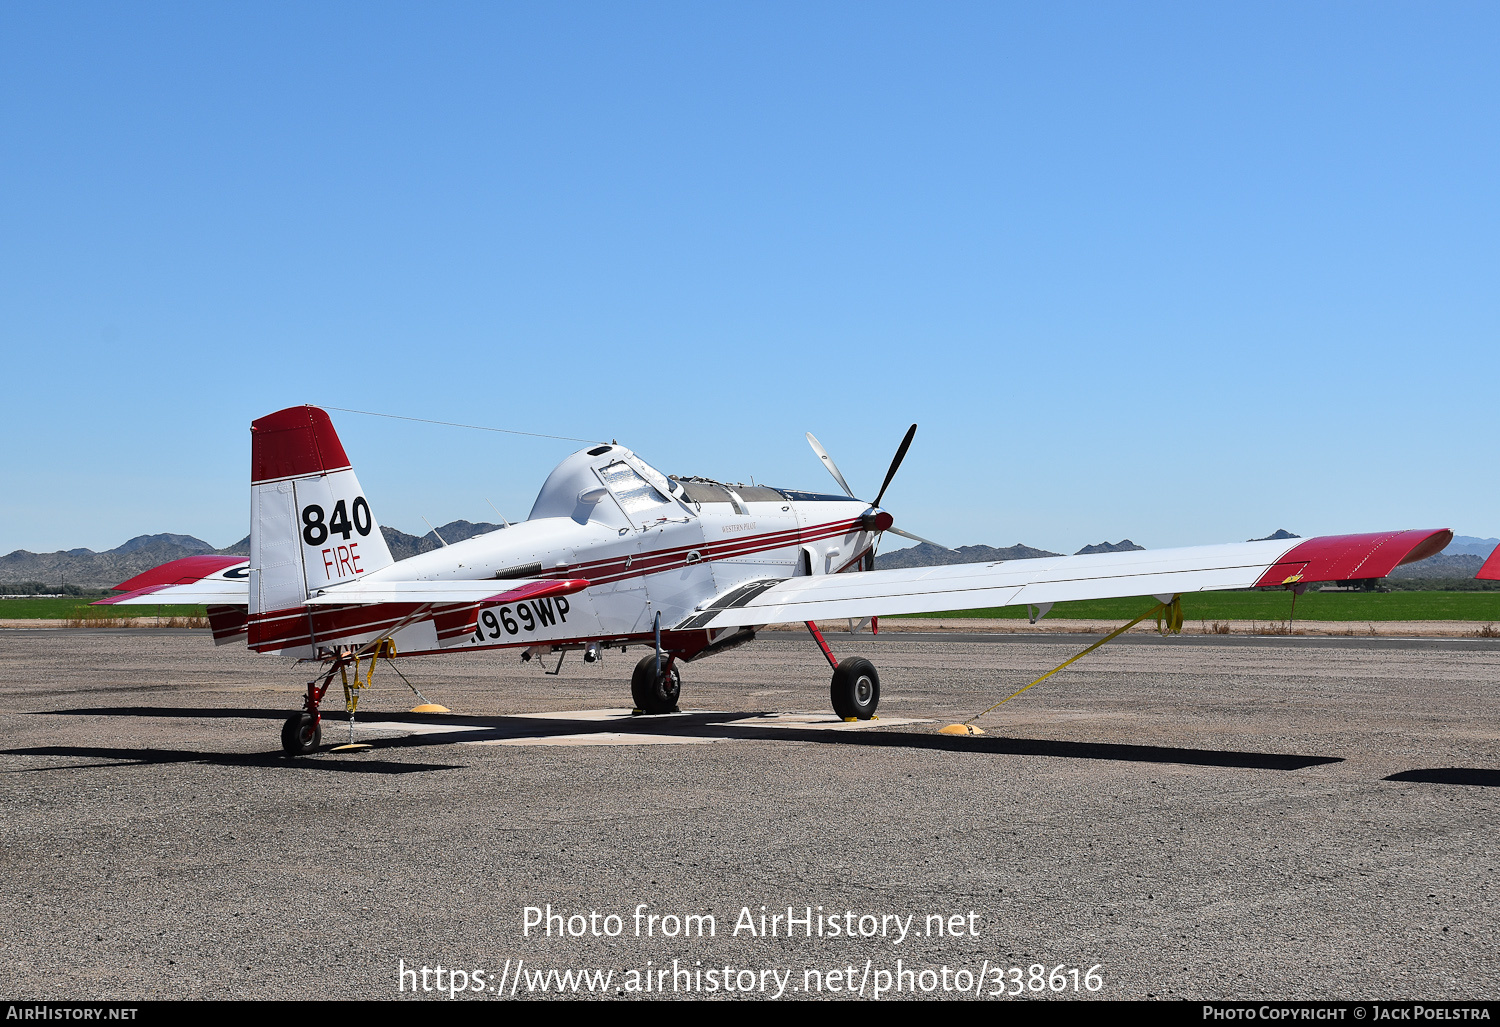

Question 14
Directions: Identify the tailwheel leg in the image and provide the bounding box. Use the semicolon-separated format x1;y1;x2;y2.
282;666;335;756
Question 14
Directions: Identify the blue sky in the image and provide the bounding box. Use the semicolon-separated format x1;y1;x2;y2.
2;2;1495;556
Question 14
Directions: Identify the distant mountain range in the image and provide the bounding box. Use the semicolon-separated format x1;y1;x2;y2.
214;521;506;562
1387;554;1486;580
1074;539;1146;555
0;521;503;591
874;542;1061;569
1384;536;1495;583
1443;536;1499;558
4;527;1494;592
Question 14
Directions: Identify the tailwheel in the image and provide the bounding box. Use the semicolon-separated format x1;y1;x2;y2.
830;658;880;720
630;655;681;715
281;711;321;755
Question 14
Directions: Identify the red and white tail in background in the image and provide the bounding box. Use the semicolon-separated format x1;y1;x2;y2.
247;405;394;645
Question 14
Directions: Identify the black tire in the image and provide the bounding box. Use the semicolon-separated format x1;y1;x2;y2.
830;658;880;720
631;655;681;715
280;712;321;755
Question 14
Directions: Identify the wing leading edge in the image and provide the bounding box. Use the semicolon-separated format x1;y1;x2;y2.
674;529;1452;631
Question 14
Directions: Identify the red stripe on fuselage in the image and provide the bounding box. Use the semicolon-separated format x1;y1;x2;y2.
249;603;427;651
553;517;862;586
564;515;857;570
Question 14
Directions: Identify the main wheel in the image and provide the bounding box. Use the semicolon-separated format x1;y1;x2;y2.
830;658;880;720
280;712;321;755
631;655;681;715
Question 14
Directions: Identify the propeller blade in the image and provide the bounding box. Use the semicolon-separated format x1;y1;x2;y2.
887;526;951;550
872;424;917;509
805;432;857;499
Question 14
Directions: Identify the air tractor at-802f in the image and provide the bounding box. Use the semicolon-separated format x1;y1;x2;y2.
98;406;1453;754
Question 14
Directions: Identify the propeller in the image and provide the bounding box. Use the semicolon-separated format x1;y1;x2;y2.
872;423;916;510
887;526;947;548
804;424;951;551
805;432;856;499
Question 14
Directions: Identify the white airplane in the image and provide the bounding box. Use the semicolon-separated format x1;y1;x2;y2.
99;405;1453;754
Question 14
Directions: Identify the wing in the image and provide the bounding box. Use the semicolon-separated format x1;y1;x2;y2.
675;529;1452;630
94;555;250;606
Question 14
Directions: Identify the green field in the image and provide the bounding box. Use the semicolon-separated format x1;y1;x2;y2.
894;590;1500;623
0;597;208;619
4;590;1498;623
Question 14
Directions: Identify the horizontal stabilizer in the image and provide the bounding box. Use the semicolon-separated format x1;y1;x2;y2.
95;556;250;606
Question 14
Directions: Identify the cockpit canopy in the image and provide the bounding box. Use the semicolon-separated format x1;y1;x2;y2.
596;460;670;515
528;444;679;527
672;478;788;505
529;444;856;528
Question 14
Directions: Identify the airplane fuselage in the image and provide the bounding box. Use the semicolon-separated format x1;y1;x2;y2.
297;442;879;660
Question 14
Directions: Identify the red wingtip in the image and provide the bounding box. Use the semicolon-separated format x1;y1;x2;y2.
1253;529;1453;587
251;405;351;485
1477;546;1500;581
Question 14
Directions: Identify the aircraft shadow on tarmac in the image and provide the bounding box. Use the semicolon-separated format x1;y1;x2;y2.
30;706;1341;772
1384;768;1500;788
0;744;463;774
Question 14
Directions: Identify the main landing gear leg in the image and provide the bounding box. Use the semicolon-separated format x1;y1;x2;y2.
631;610;683;715
631;653;681;715
806;621;880;721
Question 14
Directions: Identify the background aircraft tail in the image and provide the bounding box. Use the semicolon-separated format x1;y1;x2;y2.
249;406;394;643
1477;546;1500;581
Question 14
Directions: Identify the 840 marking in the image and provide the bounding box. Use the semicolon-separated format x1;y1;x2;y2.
301;497;373;546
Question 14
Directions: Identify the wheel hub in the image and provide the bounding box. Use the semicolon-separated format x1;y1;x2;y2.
855;675;873;705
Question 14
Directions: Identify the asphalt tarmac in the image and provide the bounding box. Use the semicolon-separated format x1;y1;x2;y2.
2;629;1497;1001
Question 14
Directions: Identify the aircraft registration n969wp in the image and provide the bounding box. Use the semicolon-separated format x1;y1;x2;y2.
98;405;1452;754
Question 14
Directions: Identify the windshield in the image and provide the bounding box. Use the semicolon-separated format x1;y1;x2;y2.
596;461;670;515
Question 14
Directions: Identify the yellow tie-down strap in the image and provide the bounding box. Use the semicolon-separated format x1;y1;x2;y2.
1154;594;1184;636
340;638;397;714
952;596;1182;730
